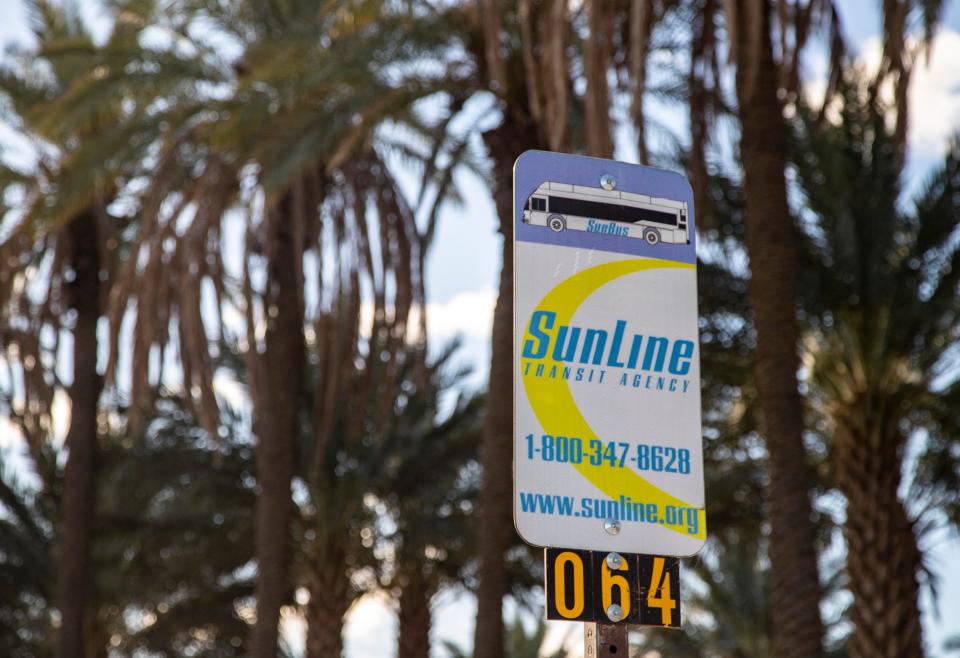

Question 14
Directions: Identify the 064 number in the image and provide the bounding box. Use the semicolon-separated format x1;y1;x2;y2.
544;548;681;627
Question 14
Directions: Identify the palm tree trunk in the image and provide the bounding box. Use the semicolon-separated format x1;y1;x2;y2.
305;543;351;658
734;3;825;657
57;211;102;658
85;610;109;658
584;0;614;158
838;424;923;658
250;195;305;657
472;121;540;658
688;0;717;230
397;574;434;658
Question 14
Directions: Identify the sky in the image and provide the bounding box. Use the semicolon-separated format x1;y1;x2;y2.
1;0;960;656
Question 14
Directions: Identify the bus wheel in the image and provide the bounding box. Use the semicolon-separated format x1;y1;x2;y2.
643;228;660;245
548;215;566;232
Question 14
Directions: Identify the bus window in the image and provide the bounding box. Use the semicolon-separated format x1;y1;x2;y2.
532;197;547;212
548;196;677;227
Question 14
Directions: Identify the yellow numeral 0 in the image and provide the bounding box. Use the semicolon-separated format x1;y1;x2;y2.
553;551;585;618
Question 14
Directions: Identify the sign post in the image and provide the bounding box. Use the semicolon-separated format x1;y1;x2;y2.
584;623;627;657
512;151;705;647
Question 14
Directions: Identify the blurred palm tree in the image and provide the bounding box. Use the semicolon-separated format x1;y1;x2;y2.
292;337;477;657
0;450;53;658
689;1;947;654
92;396;257;656
0;4;196;653
0;393;257;656
793;79;960;658
0;2;254;653
375;344;483;658
467;1;572;651
173;4;466;652
10;1;473;653
725;2;829;653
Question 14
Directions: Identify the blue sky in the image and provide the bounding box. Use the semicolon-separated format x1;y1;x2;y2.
1;0;959;656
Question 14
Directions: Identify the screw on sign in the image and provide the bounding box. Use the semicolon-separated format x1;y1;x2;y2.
605;552;623;570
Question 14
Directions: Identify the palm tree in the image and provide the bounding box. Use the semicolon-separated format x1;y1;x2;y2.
584;0;615;158
685;2;951;654
0;391;258;656
41;2;467;653
289;333;416;658
0;8;131;654
793;81;960;658
375;345;483;658
717;3;828;654
0;451;53;657
94;395;257;656
471;115;541;658
197;6;465;652
468;2;577;652
286;145;458;656
0;3;253;651
9;5;273;647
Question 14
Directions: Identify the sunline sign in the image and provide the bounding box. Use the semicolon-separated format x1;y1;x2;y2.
512;151;706;557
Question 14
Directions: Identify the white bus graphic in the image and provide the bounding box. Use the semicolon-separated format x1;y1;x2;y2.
522;181;689;245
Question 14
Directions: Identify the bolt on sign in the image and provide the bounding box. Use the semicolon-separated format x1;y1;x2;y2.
544;548;681;627
513;151;706;557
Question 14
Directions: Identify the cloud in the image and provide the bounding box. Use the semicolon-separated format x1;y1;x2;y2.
903;31;960;157
421;289;496;394
357;287;497;345
351;288;496;390
424;288;497;342
862;29;960;158
805;29;960;161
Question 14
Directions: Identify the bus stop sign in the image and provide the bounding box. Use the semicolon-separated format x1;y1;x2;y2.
513;151;706;557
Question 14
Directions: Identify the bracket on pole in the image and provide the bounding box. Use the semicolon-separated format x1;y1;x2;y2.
584;622;629;657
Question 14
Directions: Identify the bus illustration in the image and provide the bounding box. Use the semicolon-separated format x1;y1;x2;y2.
522;181;690;245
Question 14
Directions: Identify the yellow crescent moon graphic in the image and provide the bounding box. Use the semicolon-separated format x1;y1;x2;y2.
520;257;706;540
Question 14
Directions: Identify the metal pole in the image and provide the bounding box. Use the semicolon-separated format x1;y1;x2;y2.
584;623;629;657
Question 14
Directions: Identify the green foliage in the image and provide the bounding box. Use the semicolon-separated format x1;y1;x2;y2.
94;397;256;656
793;77;960;531
0;453;53;658
377;341;484;596
0;396;256;655
292;337;485;616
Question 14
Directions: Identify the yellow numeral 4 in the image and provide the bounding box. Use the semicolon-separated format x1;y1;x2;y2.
647;557;677;626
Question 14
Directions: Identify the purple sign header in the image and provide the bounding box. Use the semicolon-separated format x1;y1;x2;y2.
513;150;696;264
